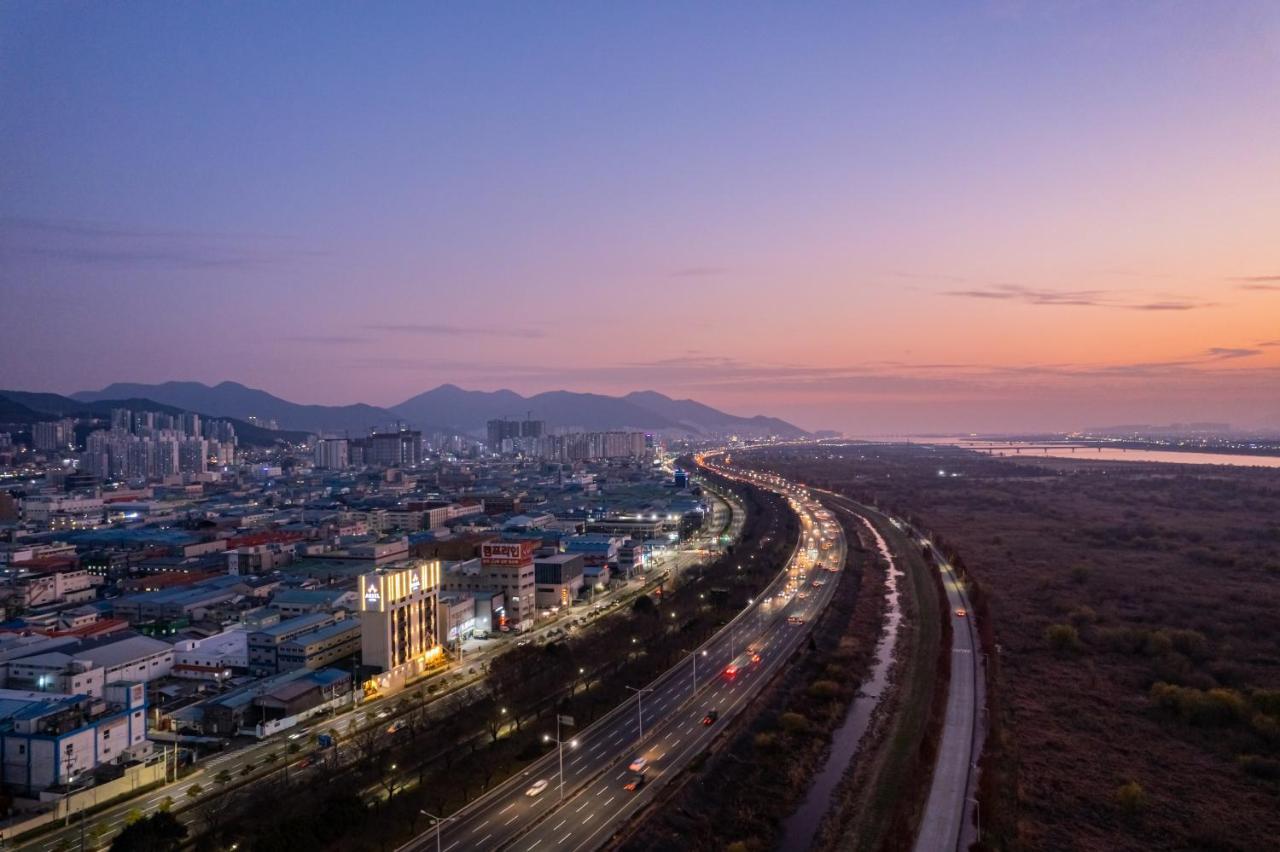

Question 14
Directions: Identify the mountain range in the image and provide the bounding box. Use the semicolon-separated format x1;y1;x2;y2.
0;389;311;446
67;381;809;438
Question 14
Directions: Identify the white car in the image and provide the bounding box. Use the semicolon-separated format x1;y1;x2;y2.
526;779;549;797
628;757;647;773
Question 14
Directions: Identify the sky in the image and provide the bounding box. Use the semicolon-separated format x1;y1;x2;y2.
2;1;1279;435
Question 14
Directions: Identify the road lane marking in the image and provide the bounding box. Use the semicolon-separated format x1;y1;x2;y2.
500;802;515;814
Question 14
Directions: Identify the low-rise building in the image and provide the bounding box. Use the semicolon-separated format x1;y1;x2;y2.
247;612;350;675
171;629;246;682
0;682;148;794
269;588;358;617
277;619;361;672
533;553;585;610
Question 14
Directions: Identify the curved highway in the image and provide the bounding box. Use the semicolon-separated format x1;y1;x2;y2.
397;458;847;852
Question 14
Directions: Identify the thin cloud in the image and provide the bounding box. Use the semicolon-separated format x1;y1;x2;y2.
669;266;728;278
1204;347;1262;360
1258;340;1280;347
0;216;323;270
1127;301;1207;311
284;335;371;345
365;323;545;339
944;284;1113;307
943;284;1210;311
1228;275;1280;291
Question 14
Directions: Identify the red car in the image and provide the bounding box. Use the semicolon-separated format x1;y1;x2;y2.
702;710;719;726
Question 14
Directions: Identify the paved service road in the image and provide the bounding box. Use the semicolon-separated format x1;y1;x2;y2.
912;538;980;852
398;459;847;852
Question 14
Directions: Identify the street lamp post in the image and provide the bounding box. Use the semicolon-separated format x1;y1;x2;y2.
625;686;654;740
691;649;708;693
542;716;578;802
419;810;453;852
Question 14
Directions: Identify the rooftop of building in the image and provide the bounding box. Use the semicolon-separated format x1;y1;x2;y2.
279;618;360;647
250;611;334;639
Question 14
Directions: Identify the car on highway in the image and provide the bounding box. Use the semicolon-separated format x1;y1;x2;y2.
702;710;719;726
797;591;810;599
787;615;805;625
628;757;648;773
526;779;549;797
955;608;967;617
623;773;646;792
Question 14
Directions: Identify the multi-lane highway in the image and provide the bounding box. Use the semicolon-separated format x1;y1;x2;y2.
17;490;744;851
399;459;847;852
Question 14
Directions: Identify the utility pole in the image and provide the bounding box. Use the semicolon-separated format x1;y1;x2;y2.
63;744;75;827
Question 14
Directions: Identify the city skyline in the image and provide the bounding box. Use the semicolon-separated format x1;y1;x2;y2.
4;2;1279;433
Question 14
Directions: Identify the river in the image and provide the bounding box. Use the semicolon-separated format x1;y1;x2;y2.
778;510;904;851
978;445;1280;468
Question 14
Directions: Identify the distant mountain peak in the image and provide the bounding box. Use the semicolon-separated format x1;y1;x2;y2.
67;380;810;438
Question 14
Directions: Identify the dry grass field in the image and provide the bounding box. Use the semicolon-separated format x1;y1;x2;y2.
743;444;1280;852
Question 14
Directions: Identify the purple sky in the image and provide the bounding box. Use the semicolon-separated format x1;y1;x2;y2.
3;2;1279;434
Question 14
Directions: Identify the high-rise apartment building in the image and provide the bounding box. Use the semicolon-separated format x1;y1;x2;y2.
177;438;208;473
314;438;350;470
368;431;421;467
33;419;76;451
523;431;647;462
486;418;546;454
